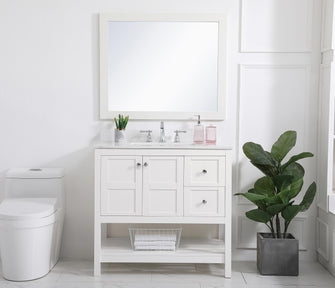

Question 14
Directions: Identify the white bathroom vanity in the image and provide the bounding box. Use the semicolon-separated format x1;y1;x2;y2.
94;144;232;278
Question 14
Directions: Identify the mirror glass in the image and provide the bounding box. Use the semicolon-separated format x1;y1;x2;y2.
108;22;218;112
100;14;226;120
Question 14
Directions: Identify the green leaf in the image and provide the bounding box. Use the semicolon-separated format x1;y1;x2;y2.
282;162;305;181
246;209;272;223
235;192;267;204
299;182;317;211
278;187;292;204
248;188;255;194
266;203;288;216
243;142;276;166
114;117;119;130
281;152;314;171
271;130;296;163
272;175;294;190
264;194;283;205
251;162;275;177
288;177;304;199
282;205;302;222
124;115;129;129
254;176;275;197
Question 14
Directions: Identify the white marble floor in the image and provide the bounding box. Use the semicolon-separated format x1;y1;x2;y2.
0;261;334;288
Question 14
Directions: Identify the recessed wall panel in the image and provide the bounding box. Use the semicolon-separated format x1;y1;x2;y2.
238;65;308;202
240;0;312;52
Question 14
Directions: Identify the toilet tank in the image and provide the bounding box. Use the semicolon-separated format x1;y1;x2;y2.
5;168;64;200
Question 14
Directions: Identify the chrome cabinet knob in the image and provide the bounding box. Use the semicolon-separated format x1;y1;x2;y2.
143;162;148;167
202;169;207;174
202;200;207;204
136;163;141;167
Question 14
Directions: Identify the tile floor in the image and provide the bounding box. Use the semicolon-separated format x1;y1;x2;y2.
0;261;334;288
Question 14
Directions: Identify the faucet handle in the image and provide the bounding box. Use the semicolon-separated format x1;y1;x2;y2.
174;130;186;143
140;130;153;142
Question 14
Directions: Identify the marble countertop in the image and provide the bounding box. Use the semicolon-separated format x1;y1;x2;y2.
95;142;232;150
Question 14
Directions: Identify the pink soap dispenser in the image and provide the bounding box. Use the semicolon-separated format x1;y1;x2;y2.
193;115;204;144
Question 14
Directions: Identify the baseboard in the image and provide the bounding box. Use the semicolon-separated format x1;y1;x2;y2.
318;252;335;277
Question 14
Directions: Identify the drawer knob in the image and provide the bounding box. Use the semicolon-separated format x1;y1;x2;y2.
202;169;207;174
143;162;148;167
136;163;141;167
202;200;207;204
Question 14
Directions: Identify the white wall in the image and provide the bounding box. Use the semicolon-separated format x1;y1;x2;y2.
0;0;321;261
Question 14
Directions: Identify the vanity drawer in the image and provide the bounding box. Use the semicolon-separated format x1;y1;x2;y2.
184;187;225;216
184;156;225;186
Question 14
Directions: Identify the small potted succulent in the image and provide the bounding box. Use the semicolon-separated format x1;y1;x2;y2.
114;114;129;144
235;130;316;276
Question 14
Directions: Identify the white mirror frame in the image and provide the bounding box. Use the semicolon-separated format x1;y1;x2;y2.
99;13;227;120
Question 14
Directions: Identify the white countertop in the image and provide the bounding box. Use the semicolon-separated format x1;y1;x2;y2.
95;142;232;150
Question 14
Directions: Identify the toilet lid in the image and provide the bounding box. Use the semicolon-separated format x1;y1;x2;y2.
0;198;57;220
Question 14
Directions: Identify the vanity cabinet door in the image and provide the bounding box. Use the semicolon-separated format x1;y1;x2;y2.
142;156;183;216
100;156;142;215
184;156;226;187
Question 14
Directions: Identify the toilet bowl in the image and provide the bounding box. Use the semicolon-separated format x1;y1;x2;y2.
0;169;64;281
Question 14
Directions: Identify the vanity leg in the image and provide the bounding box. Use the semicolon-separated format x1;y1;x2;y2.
224;222;231;278
94;221;101;276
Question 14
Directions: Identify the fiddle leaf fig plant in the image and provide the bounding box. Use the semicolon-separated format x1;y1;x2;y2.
235;130;316;238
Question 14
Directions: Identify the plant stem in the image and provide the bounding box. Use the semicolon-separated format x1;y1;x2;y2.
276;214;281;238
284;221;289;239
269;218;276;238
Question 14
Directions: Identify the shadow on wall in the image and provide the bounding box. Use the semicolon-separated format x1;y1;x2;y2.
43;146;95;260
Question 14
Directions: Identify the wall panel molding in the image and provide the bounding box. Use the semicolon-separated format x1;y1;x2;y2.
317;64;332;212
321;0;334;52
237;64;310;204
240;0;312;53
317;217;330;261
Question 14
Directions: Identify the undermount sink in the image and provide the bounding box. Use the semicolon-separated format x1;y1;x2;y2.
129;142;182;146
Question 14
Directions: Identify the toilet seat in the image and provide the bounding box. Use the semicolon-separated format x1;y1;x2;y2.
0;198;57;220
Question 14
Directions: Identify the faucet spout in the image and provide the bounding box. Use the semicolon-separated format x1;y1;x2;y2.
159;121;165;143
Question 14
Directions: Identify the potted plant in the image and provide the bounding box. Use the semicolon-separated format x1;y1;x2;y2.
235;130;316;276
114;114;129;144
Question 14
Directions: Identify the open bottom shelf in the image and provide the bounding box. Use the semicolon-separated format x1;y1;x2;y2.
100;237;225;263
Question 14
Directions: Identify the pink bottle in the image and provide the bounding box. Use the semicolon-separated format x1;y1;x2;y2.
193;115;204;144
206;125;216;145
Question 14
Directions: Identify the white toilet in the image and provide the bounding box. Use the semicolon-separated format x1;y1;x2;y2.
0;168;65;281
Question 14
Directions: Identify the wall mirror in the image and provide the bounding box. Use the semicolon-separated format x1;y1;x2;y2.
99;13;227;120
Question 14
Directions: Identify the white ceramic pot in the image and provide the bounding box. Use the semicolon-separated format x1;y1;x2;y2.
115;129;126;144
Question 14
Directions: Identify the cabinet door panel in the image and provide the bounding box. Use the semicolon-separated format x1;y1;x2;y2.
100;156;142;215
184;187;225;216
184;156;225;186
143;156;183;216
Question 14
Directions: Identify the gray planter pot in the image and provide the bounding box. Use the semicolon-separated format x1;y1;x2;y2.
257;232;299;276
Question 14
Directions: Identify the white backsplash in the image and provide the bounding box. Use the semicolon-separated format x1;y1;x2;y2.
99;120;227;146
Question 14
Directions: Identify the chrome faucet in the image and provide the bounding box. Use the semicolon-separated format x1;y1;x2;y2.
159;121;165;143
140;130;153;142
174;130;186;143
